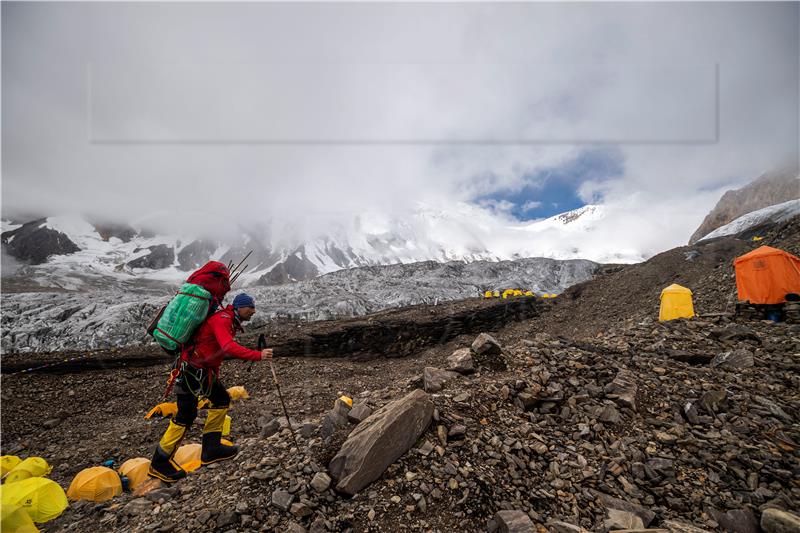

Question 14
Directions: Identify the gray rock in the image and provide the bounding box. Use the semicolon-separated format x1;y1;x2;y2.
662;520;715;533
710;349;754;369
546;521;589;533
598;404;622;424
761;509;800;533
446;348;474;374
471;333;508;370
310;472;331;493
472;333;502;355
259;418;281;438
298;422;317;438
348;403;373;424
605;508;644;530
271;490;294;512
709;508;759;533
495;510;535;532
320;411;349;439
329;389;434;495
123;498;152;516
285;522;307;533
698;389;728;415
216;511;237;528
604;368;638;411
290;502;313;518
597;493;655;527
423;366;459;393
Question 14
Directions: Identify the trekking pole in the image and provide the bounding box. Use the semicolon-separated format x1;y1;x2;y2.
258;334;297;447
229;251;253;280
230;264;249;286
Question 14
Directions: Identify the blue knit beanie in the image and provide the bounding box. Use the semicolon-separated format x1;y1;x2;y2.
232;293;255;309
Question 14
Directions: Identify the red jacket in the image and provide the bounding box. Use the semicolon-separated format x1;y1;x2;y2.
186;305;261;372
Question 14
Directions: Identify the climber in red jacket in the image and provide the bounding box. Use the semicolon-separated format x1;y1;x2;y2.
149;293;272;483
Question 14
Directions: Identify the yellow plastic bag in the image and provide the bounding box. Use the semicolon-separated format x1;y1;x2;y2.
1;456;22;479
227;386;250;401
0;477;68;523
144;402;178;419
174;444;202;473
0;502;39;532
118;458;151;491
4;458;52;485
66;467;122;502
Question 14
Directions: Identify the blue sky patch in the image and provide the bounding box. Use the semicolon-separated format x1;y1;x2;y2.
474;148;624;220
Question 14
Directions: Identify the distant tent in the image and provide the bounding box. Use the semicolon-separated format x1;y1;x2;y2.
66;467;122;502
733;246;800;304
659;284;695;321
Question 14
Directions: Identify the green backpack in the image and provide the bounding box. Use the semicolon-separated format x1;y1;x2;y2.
149;283;212;353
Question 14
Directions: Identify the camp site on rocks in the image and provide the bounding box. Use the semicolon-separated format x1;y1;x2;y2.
3;2;800;532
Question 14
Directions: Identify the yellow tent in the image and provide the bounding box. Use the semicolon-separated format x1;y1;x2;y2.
484;290;493;298
1;456;22;479
1;502;39;532
174;444;202;473
118;458;151;491
66;467;122;502
0;478;68;523
659;284;695;321
4;458;52;485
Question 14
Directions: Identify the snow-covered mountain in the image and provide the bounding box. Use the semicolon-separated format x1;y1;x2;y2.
1;202;636;291
697;199;800;242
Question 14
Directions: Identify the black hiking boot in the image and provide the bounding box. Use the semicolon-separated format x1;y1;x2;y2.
201;432;239;465
148;446;187;483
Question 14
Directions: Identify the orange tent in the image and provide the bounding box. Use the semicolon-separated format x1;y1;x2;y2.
733;246;800;304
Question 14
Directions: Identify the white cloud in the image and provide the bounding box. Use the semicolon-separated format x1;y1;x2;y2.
2;2;797;256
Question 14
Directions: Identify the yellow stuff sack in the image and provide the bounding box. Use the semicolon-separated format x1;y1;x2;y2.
4;458;52;485
0;477;68;523
66;467;122;502
227;386;250;401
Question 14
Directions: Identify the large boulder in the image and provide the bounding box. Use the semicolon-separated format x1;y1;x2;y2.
329;389;434;495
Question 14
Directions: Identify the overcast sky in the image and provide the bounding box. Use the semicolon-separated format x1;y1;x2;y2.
2;2;798;250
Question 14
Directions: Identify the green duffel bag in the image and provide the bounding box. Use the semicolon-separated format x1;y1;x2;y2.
151;283;212;352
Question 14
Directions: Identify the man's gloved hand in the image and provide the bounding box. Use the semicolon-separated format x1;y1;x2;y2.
261;348;273;360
